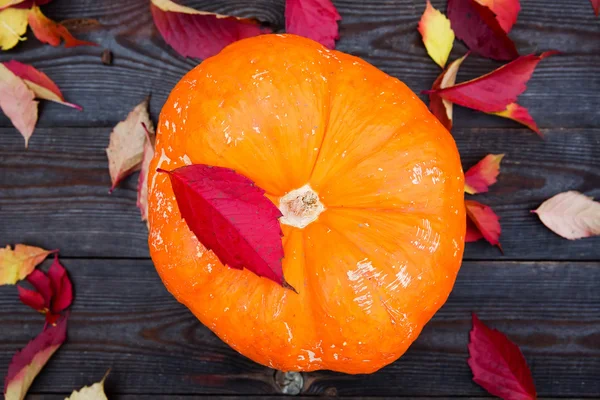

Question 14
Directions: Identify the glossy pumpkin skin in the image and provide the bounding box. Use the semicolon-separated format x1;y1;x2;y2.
148;34;465;374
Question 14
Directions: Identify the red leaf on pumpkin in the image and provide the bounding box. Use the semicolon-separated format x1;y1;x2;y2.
424;51;557;113
17;286;46;311
28;5;97;48
447;0;518;60
137;123;156;226
26;269;52;308
492;103;540;136
3;60;82;110
464;154;504;194
591;0;599;16
475;0;521;33
47;254;72;313
159;165;290;288
285;0;342;49
150;0;271;60
428;54;468;130
0;63;38;147
3;315;67;400
465;200;502;249
468;313;537;400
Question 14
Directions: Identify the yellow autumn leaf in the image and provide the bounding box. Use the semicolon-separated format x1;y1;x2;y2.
0;7;29;50
0;244;54;285
418;0;455;68
65;370;110;400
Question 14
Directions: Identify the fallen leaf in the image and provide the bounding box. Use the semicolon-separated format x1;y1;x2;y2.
424;51;557;113
65;370;110;400
106;98;152;192
0;64;38;147
468;313;537;400
464;154;504;194
475;0;521;33
465;218;484;242
0;7;28;50
285;0;342;49
17;286;46;311
447;0;518;60
0;0;25;11
150;0;271;59
137;122;155;225
3;316;68;400
26;269;52;308
465;200;501;248
591;0;599;16
47;254;72;313
159;165;289;288
533;191;600;240
28;5;97;48
3;60;82;110
1;0;52;10
491;103;540;135
418;0;454;68
428;54;468;130
0;245;54;285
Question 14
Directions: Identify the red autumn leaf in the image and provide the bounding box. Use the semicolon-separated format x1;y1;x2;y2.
3;60;82;110
137;123;156;226
7;0;53;10
150;0;271;60
447;0;518;60
475;0;521;33
28;5;97;48
424;51;557;113
3;315;68;400
464;154;504;194
591;0;599;16
465;218;484;242
26;269;52;308
468;313;537;400
0;63;38;148
492;103;540;136
47;254;72;313
17;286;46;311
159;165;290;288
428;54;468;130
465;200;502;249
285;0;342;49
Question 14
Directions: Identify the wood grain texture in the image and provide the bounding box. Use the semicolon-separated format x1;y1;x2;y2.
1;126;598;260
0;259;598;397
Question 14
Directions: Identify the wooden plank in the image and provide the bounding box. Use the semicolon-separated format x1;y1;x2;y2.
1;259;598;397
0;0;598;129
1;126;598;260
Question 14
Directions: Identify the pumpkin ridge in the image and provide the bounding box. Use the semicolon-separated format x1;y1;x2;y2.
306;71;334;182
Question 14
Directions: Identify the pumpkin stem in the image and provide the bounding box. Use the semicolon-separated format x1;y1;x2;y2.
278;184;325;229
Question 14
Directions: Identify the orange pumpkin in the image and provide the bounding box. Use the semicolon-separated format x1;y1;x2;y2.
148;34;465;374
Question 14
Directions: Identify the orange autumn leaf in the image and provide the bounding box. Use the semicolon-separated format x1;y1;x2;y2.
106;98;153;192
465;200;502;249
492;103;540;135
464;154;504;194
0;63;38;147
418;0;455;68
28;5;97;48
0;244;54;285
428;54;468;130
475;0;521;33
533;191;600;240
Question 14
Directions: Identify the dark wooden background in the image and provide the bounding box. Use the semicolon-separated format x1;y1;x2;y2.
1;0;599;398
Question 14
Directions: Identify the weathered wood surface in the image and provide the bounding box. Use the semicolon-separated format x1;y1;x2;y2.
1;260;599;397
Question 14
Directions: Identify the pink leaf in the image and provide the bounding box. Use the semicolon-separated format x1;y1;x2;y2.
465;200;502;249
468;313;537;400
447;0;518;60
17;286;46;311
150;0;271;60
2;60;81;110
0;64;38;147
285;0;342;49
464;154;504;194
532;191;600;240
47;254;72;313
159;165;290;288
26;269;52;308
3;316;68;400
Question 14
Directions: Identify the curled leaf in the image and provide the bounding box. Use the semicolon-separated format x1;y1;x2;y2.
418;0;454;68
491;103;540;135
447;0;518;60
0;245;53;285
464;154;504;194
150;0;271;59
65;370;109;400
428;54;468;130
3;316;68;400
106;98;152;192
465;200;501;249
0;62;38;147
137;122;156;226
0;7;28;50
159;165;288;287
475;0;521;33
468;313;537;400
424;51;557;113
3;60;82;110
285;0;342;49
28;5;96;48
533;191;600;240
